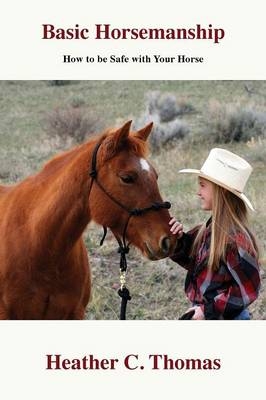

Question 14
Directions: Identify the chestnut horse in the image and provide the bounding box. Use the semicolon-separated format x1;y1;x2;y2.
0;121;176;319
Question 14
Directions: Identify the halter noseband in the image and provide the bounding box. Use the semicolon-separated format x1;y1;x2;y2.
88;140;171;319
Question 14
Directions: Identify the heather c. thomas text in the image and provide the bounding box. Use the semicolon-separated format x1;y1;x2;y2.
45;353;221;371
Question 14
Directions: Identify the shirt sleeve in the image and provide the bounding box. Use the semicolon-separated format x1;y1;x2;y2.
204;237;261;320
170;225;201;271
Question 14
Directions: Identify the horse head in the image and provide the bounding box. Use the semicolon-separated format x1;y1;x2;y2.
89;120;177;260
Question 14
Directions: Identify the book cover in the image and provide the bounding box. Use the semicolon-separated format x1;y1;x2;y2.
0;1;265;398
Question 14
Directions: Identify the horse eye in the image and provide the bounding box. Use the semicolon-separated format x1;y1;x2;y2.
120;175;135;184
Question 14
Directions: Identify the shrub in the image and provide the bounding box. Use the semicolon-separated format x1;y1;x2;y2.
147;91;194;122
43;107;101;143
206;101;266;143
148;92;179;122
151;118;189;150
134;91;191;150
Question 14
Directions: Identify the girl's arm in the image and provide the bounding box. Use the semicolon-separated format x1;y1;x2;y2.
170;233;195;270
169;219;201;271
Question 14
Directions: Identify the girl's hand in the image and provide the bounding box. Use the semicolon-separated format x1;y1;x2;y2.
169;217;184;238
186;306;205;320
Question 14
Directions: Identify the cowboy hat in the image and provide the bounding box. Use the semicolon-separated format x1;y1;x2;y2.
179;148;254;211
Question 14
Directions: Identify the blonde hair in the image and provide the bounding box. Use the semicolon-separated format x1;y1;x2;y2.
191;182;259;271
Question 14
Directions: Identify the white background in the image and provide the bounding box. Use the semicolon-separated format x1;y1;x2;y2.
1;0;265;79
0;321;265;399
0;1;265;398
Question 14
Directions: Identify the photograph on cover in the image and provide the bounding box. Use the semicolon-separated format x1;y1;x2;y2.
0;80;265;320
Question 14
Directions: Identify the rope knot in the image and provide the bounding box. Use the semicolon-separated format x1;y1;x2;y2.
164;201;171;209
151;202;161;210
151;201;171;211
130;208;143;216
118;287;132;301
89;170;97;178
118;246;129;255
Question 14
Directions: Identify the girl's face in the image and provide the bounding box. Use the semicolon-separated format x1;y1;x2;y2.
197;178;213;210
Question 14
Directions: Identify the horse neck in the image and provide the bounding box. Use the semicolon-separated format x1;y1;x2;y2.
30;140;97;254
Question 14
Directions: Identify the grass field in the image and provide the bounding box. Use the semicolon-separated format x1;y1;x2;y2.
0;80;265;319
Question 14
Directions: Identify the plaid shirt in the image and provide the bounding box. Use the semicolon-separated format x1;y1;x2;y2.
171;219;261;319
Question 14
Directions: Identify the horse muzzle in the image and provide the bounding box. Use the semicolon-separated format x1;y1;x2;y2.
144;235;177;260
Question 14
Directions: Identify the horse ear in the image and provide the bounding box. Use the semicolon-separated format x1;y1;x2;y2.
111;120;132;150
134;122;153;141
102;120;132;160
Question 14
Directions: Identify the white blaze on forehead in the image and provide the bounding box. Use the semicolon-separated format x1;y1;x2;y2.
139;158;150;172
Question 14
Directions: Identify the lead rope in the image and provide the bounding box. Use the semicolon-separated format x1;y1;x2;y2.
116;215;132;320
115;203;171;320
117;246;131;320
99;203;171;320
99;217;132;320
88;141;130;319
89;140;171;320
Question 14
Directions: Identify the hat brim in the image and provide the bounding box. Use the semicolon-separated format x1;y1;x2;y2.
179;168;255;212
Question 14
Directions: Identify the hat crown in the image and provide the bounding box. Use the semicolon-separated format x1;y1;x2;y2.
201;148;252;192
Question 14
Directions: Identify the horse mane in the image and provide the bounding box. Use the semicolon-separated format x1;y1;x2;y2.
97;128;148;165
128;132;148;157
39;127;148;181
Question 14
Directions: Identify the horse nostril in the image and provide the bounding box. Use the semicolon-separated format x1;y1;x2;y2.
160;236;170;255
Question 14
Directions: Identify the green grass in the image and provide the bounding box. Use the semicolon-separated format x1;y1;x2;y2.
0;80;265;319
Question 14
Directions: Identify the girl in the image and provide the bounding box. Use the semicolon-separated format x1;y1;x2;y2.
169;148;261;320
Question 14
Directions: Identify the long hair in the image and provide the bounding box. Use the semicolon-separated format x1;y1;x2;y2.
191;182;259;271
